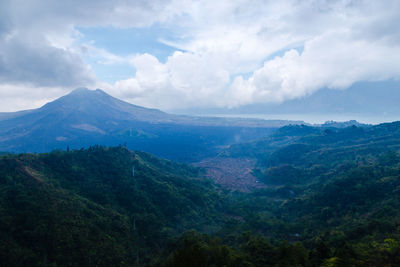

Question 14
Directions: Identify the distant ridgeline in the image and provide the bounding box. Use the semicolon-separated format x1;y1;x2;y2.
0;88;297;162
0;121;400;266
0;88;370;163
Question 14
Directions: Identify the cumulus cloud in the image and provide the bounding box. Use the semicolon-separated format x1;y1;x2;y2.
106;0;400;110
1;0;400;111
226;29;400;107
0;0;177;78
0;38;95;87
0;0;176;109
0;0;96;91
0;84;67;112
110;52;231;109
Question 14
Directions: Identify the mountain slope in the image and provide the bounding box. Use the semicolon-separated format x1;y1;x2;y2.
0;146;223;266
0;88;294;161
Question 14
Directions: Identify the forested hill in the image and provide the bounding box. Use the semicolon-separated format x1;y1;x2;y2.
0;146;224;266
191;121;400;266
1;122;400;266
224;121;400;166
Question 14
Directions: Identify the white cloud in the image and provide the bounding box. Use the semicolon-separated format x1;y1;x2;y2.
110;52;230;109
0;0;97;88
0;0;181;87
1;0;400;111
224;29;400;107
106;0;400;110
0;37;96;87
0;84;68;112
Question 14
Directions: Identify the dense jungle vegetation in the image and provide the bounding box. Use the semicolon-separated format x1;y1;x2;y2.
1;121;400;266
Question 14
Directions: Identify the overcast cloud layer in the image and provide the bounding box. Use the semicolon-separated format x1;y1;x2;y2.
0;0;399;111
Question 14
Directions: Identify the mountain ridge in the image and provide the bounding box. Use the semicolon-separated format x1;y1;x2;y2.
0;88;292;160
0;88;304;127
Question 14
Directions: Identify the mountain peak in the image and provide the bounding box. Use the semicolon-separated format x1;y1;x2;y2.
37;87;170;122
61;88;118;105
69;87;108;96
69;87;91;94
42;88;113;109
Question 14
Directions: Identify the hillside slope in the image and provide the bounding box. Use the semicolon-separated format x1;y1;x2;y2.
217;122;400;244
0;146;223;266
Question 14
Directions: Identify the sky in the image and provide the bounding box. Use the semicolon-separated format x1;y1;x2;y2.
0;0;399;114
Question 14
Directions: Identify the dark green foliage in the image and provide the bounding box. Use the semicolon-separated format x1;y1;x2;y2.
212;121;400;266
0;147;223;266
0;157;134;266
164;231;249;267
2;121;400;266
262;164;307;185
163;232;313;267
243;236;276;266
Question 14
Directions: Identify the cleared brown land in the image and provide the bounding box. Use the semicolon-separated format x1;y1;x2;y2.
195;157;266;192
